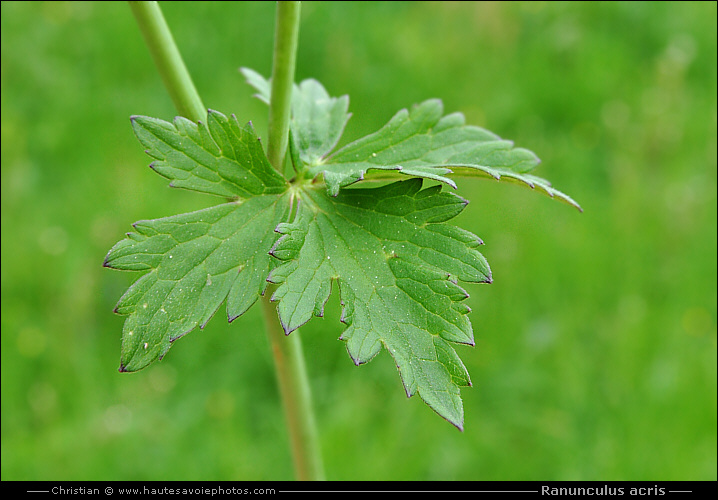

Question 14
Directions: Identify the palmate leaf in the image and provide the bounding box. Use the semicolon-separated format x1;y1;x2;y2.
106;71;579;429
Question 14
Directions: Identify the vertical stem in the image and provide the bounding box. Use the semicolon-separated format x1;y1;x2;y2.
263;1;325;481
266;1;300;170
261;292;325;481
130;0;323;481
129;1;206;122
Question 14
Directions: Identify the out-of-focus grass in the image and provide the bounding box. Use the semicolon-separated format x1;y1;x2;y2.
2;1;715;481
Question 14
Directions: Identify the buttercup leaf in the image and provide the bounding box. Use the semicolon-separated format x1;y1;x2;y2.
131;110;287;199
107;72;579;428
268;178;489;429
242;69;581;211
317;99;581;211
106;110;290;371
240;67;351;166
105;195;290;372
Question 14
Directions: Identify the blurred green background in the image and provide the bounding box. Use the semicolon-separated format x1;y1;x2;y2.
2;1;716;481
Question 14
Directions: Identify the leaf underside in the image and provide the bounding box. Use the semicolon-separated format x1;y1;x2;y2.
106;70;579;429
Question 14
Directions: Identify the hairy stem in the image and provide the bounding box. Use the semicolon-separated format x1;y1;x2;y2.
262;1;325;481
128;1;205;122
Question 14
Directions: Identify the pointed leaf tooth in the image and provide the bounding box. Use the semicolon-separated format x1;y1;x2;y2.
240;67;271;104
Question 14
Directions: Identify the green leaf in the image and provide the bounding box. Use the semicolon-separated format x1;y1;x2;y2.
290;78;351;166
242;69;580;211
240;67;351;166
104;195;290;372
314;99;581;210
240;67;271;104
131;109;287;199
105;109;291;372
267;178;490;429
110;66;581;427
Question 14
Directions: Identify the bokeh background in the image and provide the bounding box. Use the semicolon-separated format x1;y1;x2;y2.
2;1;716;481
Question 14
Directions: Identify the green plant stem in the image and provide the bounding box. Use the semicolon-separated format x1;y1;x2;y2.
129;1;205;122
266;1;301;170
130;0;322;481
261;291;325;481
262;1;325;481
